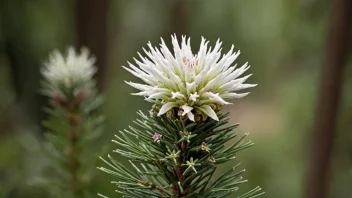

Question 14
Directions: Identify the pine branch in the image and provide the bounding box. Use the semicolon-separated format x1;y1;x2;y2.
99;110;264;197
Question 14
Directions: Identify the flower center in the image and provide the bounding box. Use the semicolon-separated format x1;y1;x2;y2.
183;56;198;68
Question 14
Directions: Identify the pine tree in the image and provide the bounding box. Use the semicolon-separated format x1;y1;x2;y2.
39;47;105;198
99;35;264;198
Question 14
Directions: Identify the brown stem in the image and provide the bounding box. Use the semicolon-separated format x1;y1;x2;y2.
67;105;82;197
138;181;168;197
173;142;187;197
156;186;168;197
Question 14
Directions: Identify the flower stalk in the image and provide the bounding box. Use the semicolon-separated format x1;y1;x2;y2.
67;104;82;197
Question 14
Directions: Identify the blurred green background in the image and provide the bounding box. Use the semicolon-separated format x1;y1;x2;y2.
0;0;351;198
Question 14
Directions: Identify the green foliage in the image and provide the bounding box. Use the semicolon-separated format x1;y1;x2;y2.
37;89;105;198
99;110;264;198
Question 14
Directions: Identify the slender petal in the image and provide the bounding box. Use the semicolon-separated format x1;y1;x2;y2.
158;102;178;116
202;92;231;105
187;112;195;122
197;105;219;121
172;92;185;99
181;105;193;116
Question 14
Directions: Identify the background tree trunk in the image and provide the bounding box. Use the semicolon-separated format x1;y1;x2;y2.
305;0;352;198
171;0;187;35
75;0;109;90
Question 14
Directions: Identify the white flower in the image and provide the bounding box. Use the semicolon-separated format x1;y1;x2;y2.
124;35;257;121
41;47;97;98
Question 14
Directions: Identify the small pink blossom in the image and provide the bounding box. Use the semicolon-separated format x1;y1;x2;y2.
152;133;161;142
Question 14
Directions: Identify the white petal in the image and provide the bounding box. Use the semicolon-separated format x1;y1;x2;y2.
131;92;149;96
186;82;196;94
222;49;240;71
181;105;193;116
125;81;150;91
158;102;178;116
231;84;257;91
172;92;185;99
197;105;219;121
199;77;220;94
220;92;250;99
187;112;195;122
202;92;231;105
144;97;156;103
160;38;178;69
166;69;183;85
223;63;250;82
148;92;170;100
218;74;252;91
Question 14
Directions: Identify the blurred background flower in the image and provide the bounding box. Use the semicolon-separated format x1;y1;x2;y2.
0;0;351;198
41;47;96;99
